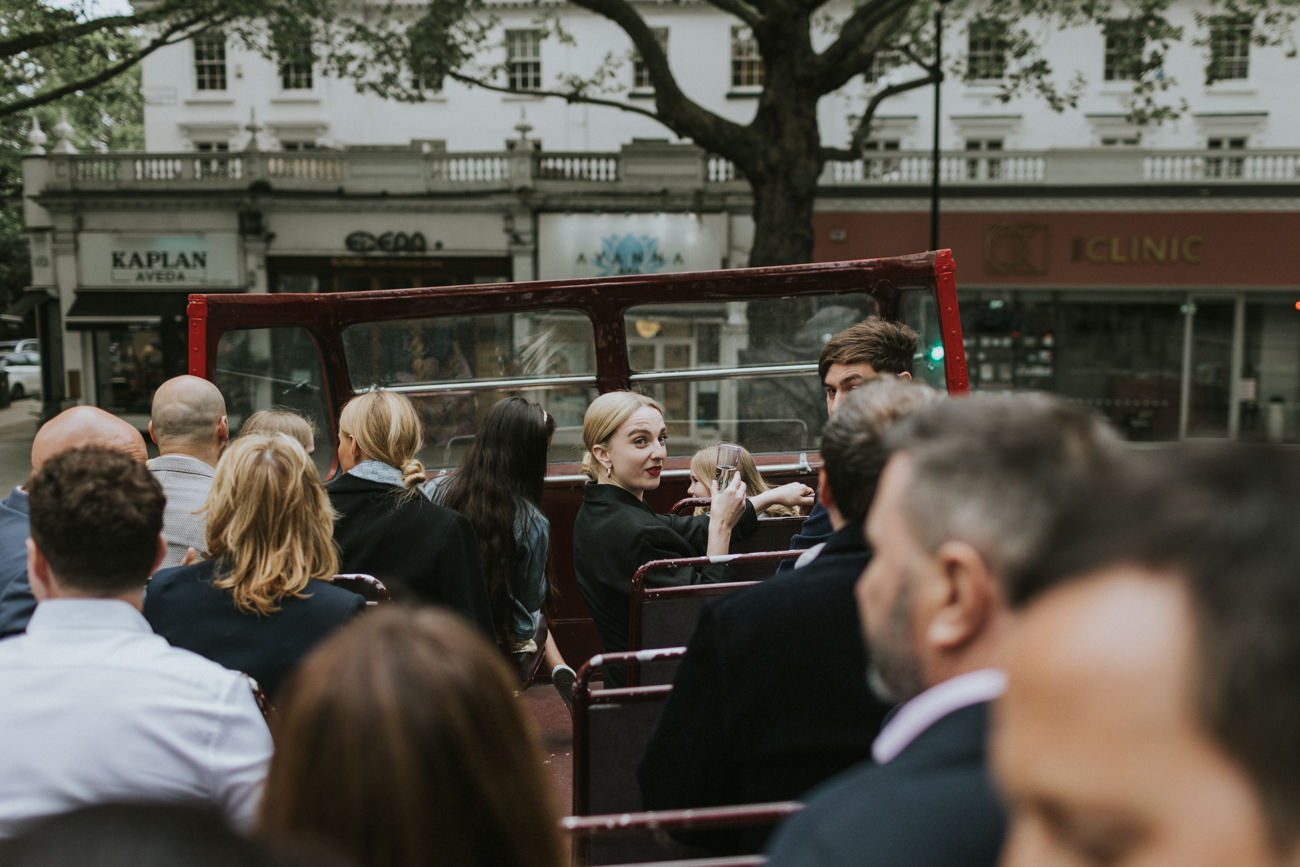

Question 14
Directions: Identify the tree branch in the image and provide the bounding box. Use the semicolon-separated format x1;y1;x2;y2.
0;10;224;119
811;0;918;93
0;0;202;59
446;72;669;124
705;0;764;29
821;69;938;160
565;0;753;157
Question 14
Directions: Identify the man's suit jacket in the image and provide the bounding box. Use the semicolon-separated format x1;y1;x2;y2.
150;454;216;569
764;702;1006;867
0;488;30;637
638;523;892;814
328;473;494;638
144;559;365;701
774;497;833;575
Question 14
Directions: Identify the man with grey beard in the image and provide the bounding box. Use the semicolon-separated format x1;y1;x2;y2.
766;392;1121;867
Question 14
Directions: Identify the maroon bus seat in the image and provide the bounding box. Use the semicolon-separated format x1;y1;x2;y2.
326;572;393;606
627;551;802;684
562;802;803;867
732;516;805;555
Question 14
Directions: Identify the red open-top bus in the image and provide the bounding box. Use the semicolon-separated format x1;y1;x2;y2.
187;250;967;662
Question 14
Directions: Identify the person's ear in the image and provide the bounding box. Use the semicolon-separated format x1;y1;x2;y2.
26;537;54;601
147;420;158;445
817;467;835;513
216;415;229;445
924;540;998;651
899;371;913;381
591;442;612;475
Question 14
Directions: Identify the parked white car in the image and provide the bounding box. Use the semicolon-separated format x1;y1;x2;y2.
1;351;40;400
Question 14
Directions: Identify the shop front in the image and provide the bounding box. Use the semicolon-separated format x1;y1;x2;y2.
814;209;1300;442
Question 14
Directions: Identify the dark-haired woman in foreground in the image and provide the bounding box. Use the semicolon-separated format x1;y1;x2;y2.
258;607;564;867
433;397;576;705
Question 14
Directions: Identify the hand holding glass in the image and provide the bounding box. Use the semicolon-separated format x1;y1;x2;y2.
715;443;742;491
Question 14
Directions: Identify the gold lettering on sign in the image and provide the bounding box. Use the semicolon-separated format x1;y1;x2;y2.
1071;235;1204;265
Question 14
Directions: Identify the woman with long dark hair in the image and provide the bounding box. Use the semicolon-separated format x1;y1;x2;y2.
435;397;575;704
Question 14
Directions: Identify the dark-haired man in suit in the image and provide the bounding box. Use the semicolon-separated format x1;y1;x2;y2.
639;378;938;827
766;393;1121;867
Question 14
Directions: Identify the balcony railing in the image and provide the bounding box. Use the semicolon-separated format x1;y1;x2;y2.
30;145;1300;196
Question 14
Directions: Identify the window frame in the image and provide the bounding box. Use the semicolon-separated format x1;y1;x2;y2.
632;27;670;91
966;20;1008;82
192;31;228;92
730;25;764;89
506;29;543;92
277;40;315;91
1102;19;1143;82
1208;15;1251;82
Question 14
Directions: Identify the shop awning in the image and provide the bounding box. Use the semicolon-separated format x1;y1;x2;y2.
65;292;192;330
0;289;52;325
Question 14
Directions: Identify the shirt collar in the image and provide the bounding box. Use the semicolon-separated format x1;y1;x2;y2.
26;598;151;634
348;459;404;487
871;668;1007;764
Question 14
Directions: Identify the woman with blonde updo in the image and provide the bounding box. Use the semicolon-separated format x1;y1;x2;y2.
572;392;812;684
327;390;493;637
144;434;365;700
686;443;800;517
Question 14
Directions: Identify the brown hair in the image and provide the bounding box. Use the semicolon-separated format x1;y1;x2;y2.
258;607;564;867
580;391;663;481
240;408;315;454
338;391;427;490
689;444;797;517
28;447;163;595
205;434;339;615
818;317;918;382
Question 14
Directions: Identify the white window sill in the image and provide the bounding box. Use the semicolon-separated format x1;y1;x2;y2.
271;93;321;104
184;95;235;106
1206;81;1256;95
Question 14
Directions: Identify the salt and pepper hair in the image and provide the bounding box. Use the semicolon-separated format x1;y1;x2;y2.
338;390;427;490
884;392;1122;586
580;391;664;482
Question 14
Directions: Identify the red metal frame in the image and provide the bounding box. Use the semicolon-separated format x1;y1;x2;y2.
572;647;686;816
626;550;803;656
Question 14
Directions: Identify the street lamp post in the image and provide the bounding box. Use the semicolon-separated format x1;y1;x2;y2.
929;0;949;251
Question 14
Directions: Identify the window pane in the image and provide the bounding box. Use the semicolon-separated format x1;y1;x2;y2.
624;293;882;454
215;327;333;478
342;311;598;468
1209;16;1251;81
193;33;227;91
730;26;764;88
632;28;669;89
967;21;1007;80
900;288;949;390
507;29;543;91
1103;20;1142;82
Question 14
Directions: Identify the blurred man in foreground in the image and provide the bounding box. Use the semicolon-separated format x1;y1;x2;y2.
995;444;1300;867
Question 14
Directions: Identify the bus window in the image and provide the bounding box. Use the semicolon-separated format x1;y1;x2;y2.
624;293;881;455
214;326;334;479
341;311;598;470
900;287;949;391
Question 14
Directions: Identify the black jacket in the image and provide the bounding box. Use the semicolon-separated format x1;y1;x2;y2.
572;483;757;668
144;558;365;701
328;473;494;637
638;523;891;817
765;702;1006;867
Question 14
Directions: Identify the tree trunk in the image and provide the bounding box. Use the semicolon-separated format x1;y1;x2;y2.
745;161;820;267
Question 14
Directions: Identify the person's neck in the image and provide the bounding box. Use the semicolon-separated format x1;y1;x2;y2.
159;442;219;468
46;586;146;612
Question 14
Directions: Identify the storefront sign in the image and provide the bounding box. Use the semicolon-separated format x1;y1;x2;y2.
1071;235;1204;265
79;233;241;288
538;213;725;279
344;231;428;253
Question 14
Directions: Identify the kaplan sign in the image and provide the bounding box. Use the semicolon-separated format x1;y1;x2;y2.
79;234;240;288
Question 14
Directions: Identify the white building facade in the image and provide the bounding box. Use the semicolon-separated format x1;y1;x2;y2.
19;0;1300;441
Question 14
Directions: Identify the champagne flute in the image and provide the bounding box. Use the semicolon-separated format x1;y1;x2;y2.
715;443;742;491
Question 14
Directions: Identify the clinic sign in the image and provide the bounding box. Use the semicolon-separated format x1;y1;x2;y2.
79;233;241;288
537;214;725;279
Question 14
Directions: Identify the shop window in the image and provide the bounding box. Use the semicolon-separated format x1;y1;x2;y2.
1103;20;1143;81
623;293;883;455
342;311;597;469
278;40;314;91
730;26;763;89
214;326;333;478
506;29;543;91
1208;16;1251;81
193;32;227;91
632;28;669;90
965;138;1004;179
966;20;1007;81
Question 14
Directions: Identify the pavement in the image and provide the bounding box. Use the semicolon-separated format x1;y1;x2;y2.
0;399;42;492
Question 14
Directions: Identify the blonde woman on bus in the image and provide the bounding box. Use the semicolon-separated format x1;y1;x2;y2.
571;391;812;685
144;434;365;700
686;443;800;517
328;390;493;637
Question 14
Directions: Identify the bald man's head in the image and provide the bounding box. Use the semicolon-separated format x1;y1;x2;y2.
31;406;148;472
149;376;228;464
